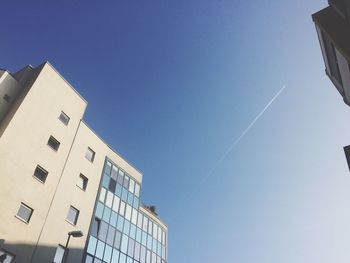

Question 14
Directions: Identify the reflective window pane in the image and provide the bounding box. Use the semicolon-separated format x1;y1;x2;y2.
129;179;135;193
135;183;140;197
98;221;108;241
53;245;65;263
106;226;115;246
121;234;128;253
95;240;105;260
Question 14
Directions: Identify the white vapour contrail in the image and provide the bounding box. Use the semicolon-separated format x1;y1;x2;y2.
178;85;286;209
209;85;287;174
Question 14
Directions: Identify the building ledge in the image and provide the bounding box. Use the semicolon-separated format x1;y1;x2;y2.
313;6;350;62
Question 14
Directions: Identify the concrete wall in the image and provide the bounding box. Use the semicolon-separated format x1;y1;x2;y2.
0;61;168;263
0;62;146;263
335;48;350;103
0;71;23;123
33;121;142;262
0;62;87;262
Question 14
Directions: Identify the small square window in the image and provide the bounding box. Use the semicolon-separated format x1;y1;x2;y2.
59;111;70;126
33;165;48;183
85;147;95;162
3;94;11;103
16;203;33;223
53;245;65;263
77;174;88;191
66;206;79;225
0;249;15;263
47;136;60;151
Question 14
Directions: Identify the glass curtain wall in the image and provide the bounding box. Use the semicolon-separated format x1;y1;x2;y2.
84;159;167;263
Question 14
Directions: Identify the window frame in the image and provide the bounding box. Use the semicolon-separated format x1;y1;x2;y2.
47;135;61;152
15;203;34;224
0;249;15;263
33;165;48;183
77;173;88;191
58;111;70;126
53;244;66;263
66;205;80;226
85;147;95;163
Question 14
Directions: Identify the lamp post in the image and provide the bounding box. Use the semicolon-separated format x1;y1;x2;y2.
62;230;83;263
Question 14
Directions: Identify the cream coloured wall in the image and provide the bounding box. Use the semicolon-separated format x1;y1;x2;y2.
0;71;23;122
33;121;142;262
0;61;166;263
0;62;87;262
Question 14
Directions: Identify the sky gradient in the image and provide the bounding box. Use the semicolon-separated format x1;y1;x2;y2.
2;0;350;262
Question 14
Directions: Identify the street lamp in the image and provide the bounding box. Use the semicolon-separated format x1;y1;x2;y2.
62;230;83;263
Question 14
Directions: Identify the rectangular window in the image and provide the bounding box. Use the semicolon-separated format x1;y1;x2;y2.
99;188;107;203
16;203;33;223
112;196;120;213
111;166;118;180
123;175;130;189
106;191;114;208
91;217;101;237
98;221;108;241
108;179;116;193
127;238;135;258
33;165;48;183
77;174;88;191
148;220;153;235
85;147;95;162
66;206;79;225
106;226;116;246
143;216;148;232
135;183;140;197
114;231;122;249
129;179;135;193
53;245;65;263
59;111;70;125
125;205;132;221
131;208;138;225
117;170;124;185
47;136;60;151
137;213;143;228
0;249;15;263
119;201;126;216
140;246;146;263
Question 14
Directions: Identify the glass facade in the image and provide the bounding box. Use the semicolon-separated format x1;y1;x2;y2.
84;159;167;263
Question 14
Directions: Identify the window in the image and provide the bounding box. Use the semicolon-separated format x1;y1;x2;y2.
53;245;65;263
66;206;79;225
85;147;95;162
98;221;108;241
33;165;48;183
47;136;60;151
59;111;70;125
16;203;33;223
123;175;130;189
106;226;116;246
135;183;140;197
114;231;122;249
77;174;88;191
91;217;101;237
129;179;135;193
3;94;11;103
111;166;118;180
105;191;114;208
0;249;15;263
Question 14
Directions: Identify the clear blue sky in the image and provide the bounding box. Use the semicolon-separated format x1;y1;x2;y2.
3;0;350;262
